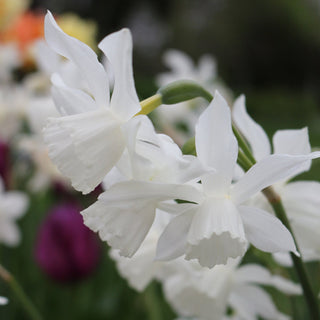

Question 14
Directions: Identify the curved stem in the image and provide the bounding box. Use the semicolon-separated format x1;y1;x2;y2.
136;94;163;116
262;187;320;320
0;264;43;320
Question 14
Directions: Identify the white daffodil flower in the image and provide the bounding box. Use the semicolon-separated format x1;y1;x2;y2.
0;178;28;246
232;95;320;263
82;116;206;257
156;92;320;268
43;12;144;194
162;258;301;320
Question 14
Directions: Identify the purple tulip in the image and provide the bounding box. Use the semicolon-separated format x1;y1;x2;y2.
0;139;10;188
35;203;101;283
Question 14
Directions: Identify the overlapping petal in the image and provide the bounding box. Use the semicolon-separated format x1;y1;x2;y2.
45;11;109;108
239;205;297;254
231;152;320;205
232;95;271;160
98;28;140;120
195;91;238;193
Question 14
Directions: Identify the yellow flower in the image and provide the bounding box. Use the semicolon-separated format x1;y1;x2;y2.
57;13;97;50
0;0;29;31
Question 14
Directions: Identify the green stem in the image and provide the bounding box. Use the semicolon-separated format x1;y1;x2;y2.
237;149;254;172
136;94;163;115
143;283;162;320
262;188;320;320
158;80;213;105
232;125;256;164
0;264;42;320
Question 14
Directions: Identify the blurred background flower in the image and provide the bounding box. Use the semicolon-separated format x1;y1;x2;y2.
35;202;101;283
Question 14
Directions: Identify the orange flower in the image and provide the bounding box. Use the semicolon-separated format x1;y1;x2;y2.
0;11;44;51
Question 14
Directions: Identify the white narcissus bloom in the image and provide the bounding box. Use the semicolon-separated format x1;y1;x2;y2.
82;115;206;257
162;258;301;320
0;178;28;246
232;95;320;263
156;92;320;268
43;12;145;194
155;49;232;142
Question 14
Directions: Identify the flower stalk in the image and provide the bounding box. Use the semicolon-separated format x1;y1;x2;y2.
0;264;43;320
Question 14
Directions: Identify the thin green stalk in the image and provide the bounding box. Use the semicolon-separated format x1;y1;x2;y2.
136;94;163;116
143;283;162;320
232;124;256;164
0;264;42;320
237;149;254;172
262;188;320;320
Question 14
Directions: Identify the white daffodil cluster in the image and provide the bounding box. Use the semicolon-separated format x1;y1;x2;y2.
41;11;320;320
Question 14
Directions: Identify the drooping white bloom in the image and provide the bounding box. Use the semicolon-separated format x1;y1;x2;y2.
161;258;301;320
0;178;28;246
156;92;320;268
155;49;232;142
43;12;144;194
82;115;205;257
232;95;320;263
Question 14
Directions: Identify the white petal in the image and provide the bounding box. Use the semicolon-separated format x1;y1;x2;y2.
102;166;127;190
198;54;217;82
186;198;247;267
273;128;311;155
44;11;109;108
282;181;320;219
0;221;21;246
98;29;140;120
195;91;238;191
232;95;271;160
109;232;159;292
239;205;297;254
0;192;28;219
231;152;320;204
82;181;202;257
162;264;232;320
94;181;202;204
230;284;287;320
273;128;311;176
235;264;301;294
43;109;125;194
156;207;196;261
34;40;61;75
82;196;156;257
51;75;97;116
162;49;194;75
0;296;8;305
